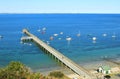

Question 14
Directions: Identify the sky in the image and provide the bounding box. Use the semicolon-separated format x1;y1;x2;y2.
0;0;120;13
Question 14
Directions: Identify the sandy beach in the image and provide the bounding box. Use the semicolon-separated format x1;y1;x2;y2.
37;59;120;79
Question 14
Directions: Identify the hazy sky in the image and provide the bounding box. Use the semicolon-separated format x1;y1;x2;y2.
0;0;120;13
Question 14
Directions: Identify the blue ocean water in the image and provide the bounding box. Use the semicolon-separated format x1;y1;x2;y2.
0;14;120;71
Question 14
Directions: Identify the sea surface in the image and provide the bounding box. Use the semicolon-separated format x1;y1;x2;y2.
0;14;120;72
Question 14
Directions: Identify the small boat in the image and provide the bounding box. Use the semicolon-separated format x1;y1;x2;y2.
60;32;63;35
66;37;72;45
58;38;62;40
0;35;3;38
66;37;72;41
102;33;107;37
112;35;116;38
50;36;54;40
92;37;97;41
42;27;46;31
112;33;116;38
53;34;58;36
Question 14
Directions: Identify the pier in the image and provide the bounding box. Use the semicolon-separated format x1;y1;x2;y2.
21;36;33;41
22;29;95;79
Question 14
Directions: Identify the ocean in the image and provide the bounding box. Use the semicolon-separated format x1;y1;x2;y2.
0;14;120;72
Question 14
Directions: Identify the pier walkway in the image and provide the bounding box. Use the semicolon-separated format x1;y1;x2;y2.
22;29;95;79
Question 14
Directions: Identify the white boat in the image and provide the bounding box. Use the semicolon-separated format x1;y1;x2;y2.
112;33;116;38
60;32;63;35
42;27;46;31
66;37;72;45
102;33;107;37
92;37;97;41
66;37;72;41
53;34;58;36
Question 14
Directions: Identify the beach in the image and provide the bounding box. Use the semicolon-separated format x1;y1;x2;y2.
36;58;120;79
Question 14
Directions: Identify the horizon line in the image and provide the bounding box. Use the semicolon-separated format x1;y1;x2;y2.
0;12;120;14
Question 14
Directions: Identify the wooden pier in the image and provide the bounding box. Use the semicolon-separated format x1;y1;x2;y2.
22;29;95;79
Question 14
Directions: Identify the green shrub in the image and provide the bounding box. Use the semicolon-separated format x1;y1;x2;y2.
49;71;64;78
0;61;30;79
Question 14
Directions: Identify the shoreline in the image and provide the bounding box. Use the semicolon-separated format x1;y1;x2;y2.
32;58;120;72
31;59;120;79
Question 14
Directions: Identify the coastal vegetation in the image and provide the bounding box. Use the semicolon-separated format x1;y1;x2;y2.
0;61;70;79
49;71;65;79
